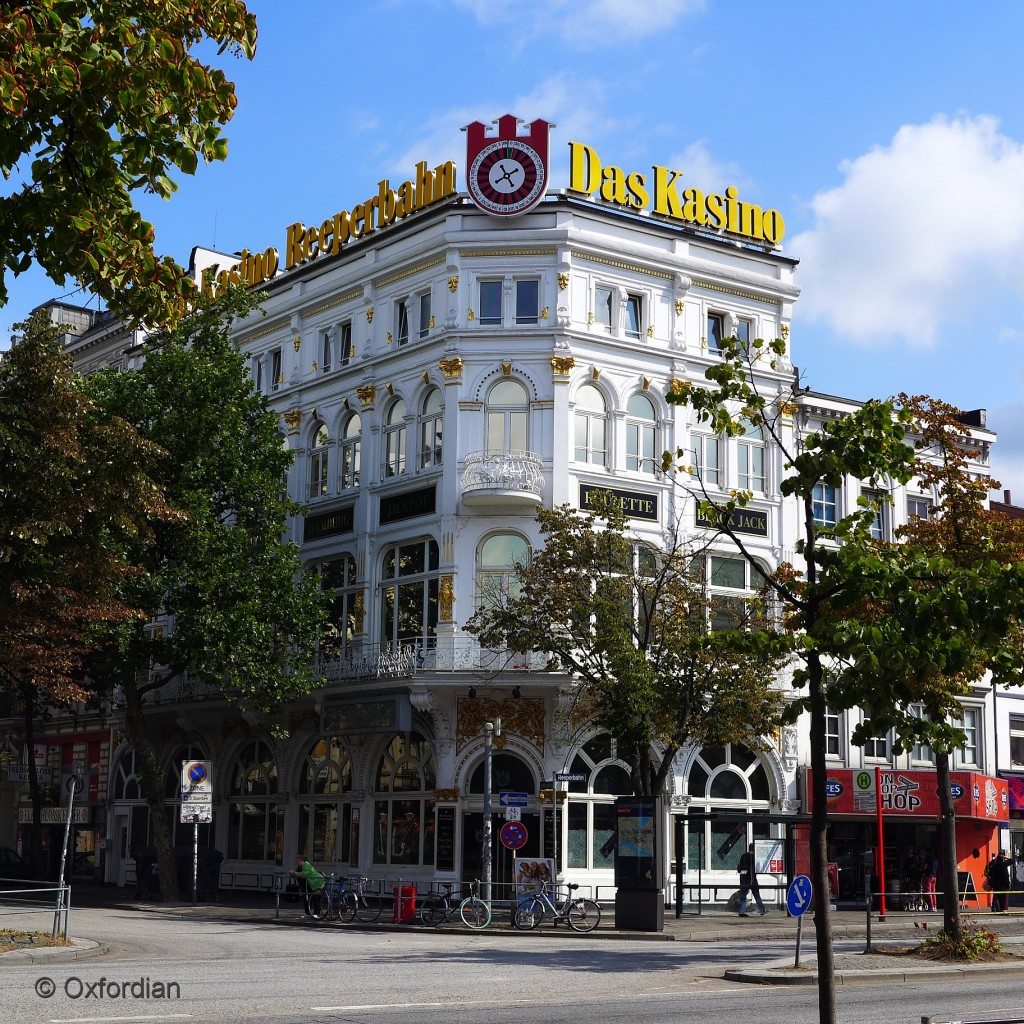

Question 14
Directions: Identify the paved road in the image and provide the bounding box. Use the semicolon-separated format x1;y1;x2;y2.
3;904;1024;1023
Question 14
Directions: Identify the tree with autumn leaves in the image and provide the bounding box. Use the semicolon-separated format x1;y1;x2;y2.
466;494;789;798
665;335;1024;1023
0;311;173;869
0;1;257;327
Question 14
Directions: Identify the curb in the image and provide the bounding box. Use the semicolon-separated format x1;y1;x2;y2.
725;957;1024;986
0;938;109;965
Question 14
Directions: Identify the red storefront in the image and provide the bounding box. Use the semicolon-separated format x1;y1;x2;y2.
802;768;1009;908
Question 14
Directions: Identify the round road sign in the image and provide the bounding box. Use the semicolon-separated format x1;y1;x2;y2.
787;875;813;917
500;820;528;850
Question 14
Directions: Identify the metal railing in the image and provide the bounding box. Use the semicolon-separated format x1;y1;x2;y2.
0;879;72;940
461;450;543;496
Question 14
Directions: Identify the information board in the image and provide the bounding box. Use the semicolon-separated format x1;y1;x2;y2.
435;807;456;872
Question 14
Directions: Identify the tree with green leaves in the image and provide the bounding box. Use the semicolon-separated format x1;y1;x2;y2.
822;394;1024;946
466;494;789;796
0;310;171;872
0;1;257;326
84;288;326;900
665;336;921;1024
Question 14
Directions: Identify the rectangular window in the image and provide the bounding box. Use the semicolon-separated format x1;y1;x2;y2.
737;318;752;357
395;300;410;346
254;356;264;394
515;280;539;324
956;708;980;767
321;331;333;374
339;320;353;367
624;294;642;339
269;348;282;392
864;490;886;540
693;434;720;487
813;482;838;528
418;291;432;339
595;286;613;332
1011;716;1024;769
907;496;930;521
738;441;765;493
707;313;724;352
910;704;934;763
479;280;502;325
825;707;841;758
862;719;889;760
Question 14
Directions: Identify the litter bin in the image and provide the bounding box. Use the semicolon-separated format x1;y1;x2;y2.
393;884;416;923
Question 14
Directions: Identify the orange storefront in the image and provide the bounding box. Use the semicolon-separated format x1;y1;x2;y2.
802;768;1009;907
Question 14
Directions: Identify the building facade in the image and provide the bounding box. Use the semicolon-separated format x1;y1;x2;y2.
3;116;1019;908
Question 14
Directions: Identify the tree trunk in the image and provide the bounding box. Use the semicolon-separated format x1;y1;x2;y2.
20;679;46;878
124;691;180;901
807;652;837;1024
935;750;961;941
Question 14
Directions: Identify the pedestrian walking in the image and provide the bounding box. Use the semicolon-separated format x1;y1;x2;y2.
923;854;938;912
737;843;766;917
990;852;1012;913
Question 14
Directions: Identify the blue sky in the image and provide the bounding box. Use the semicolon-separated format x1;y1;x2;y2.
6;0;1024;497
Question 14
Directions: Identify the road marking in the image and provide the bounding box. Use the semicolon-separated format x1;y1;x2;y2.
311;1000;527;1012
50;1016;193;1023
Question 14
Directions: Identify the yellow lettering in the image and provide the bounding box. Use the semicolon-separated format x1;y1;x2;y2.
285;222;308;269
415;160;434;209
682;187;706;225
378;179;396;227
333;211;350;254
350;203;365;239
626;172;648;208
435;160;457;200
599;164;629;204
568;141;601;195
305;224;320;258
263;247;279;278
365;193;379;236
726;186;742;234
705;192;726;230
739;201;764;240
762;209;785;245
652;164;684;218
318;218;334;254
395;181;413;219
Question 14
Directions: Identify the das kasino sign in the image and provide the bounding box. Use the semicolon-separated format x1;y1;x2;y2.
201;114;786;298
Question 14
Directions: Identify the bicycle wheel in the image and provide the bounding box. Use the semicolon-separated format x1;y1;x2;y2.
459;896;491;930
419;893;448;927
566;898;601;932
356;890;383;923
308;889;330;921
335;891;357;923
513;899;543;930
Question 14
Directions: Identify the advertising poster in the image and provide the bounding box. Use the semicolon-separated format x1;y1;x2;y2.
514;857;554;902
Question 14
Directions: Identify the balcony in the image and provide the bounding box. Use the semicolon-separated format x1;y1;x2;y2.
317;639;554;686
460;450;543;509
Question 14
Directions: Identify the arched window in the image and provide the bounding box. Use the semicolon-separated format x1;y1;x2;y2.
317;554;360;657
379;539;439;648
373;732;437;866
469;753;536;794
165;745;214;849
686;742;772;872
418;388;443;469
625;394;657;474
384;399;407;477
339;413;361;490
112;748;151;860
476;533;529;611
485;379;529;455
227;740;281;863
737;418;765;493
308;420;330;499
574;384;607;466
565;734;634;870
296;737;354;865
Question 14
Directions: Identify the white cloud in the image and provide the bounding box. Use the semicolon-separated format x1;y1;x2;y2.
451;0;703;48
665;139;750;196
989;398;1024;508
791;116;1024;345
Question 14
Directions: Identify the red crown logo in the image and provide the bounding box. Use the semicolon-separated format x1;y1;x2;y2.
463;114;553;217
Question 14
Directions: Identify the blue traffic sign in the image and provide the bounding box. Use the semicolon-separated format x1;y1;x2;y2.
787;875;813;917
499;791;529;807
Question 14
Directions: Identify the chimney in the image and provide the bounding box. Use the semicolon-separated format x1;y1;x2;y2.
1005;489;1012;505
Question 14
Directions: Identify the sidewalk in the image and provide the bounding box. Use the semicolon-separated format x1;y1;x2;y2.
12;882;1024;983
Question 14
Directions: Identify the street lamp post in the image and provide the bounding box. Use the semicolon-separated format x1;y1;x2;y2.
481;717;501;906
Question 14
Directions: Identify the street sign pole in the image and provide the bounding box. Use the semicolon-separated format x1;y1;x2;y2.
53;764;82;939
787;875;813;968
481;719;500;907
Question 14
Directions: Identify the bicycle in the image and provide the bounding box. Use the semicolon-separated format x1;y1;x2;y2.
458;879;491;930
418;880;491;929
309;875;357;923
345;876;383;923
513;881;601;932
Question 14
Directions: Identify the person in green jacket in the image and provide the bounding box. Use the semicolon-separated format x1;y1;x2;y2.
290;855;325;915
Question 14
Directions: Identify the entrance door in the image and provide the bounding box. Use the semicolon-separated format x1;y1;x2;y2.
111;813;129;887
461;812;541;896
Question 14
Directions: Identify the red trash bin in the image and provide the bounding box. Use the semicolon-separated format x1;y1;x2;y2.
393;884;416;923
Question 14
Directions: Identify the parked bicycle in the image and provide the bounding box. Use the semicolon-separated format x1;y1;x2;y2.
514;881;601;932
309;875;383;924
418;879;490;929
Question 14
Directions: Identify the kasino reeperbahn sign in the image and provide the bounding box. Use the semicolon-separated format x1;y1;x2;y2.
200;114;786;299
